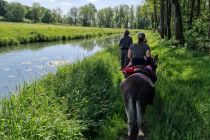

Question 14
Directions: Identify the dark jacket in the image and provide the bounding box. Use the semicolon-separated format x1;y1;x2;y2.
119;36;133;50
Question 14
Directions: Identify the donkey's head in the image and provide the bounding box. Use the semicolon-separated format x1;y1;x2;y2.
153;54;158;70
146;54;158;71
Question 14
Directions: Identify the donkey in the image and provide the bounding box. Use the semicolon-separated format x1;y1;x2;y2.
121;55;158;140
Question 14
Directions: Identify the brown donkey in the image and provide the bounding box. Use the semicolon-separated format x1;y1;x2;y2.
121;56;158;140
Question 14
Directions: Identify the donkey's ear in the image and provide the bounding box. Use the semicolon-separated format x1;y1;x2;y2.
154;55;158;63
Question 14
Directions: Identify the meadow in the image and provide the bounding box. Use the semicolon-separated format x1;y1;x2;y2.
0;30;209;139
0;22;127;47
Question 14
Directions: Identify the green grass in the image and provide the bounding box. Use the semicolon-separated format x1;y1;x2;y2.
0;45;124;139
0;22;135;47
145;32;210;140
0;30;209;139
95;31;210;140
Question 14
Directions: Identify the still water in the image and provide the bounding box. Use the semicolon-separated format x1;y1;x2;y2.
0;36;120;96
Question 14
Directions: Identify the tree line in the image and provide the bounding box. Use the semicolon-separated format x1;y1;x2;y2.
0;0;209;51
0;0;152;29
142;0;209;51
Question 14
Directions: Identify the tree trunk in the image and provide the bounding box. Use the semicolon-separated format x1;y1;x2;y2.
171;0;184;43
196;0;201;17
189;0;195;28
164;1;167;36
203;0;206;11
165;0;171;39
154;0;158;32
182;0;186;15
208;0;210;38
160;0;165;38
151;14;154;29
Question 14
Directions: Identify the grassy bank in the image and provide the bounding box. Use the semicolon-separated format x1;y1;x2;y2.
0;22;127;47
0;45;124;139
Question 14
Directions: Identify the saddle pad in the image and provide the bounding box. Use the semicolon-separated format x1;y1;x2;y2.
127;73;154;87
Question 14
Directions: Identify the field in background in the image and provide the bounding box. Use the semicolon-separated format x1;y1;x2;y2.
0;22;136;47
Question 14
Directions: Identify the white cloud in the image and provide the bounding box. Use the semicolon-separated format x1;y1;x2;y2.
87;0;98;3
35;0;55;2
5;0;15;2
61;2;72;6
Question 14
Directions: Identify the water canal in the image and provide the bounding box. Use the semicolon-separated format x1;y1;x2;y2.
0;35;120;96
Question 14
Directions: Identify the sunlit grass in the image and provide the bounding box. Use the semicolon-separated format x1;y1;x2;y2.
96;31;210;140
0;22;139;47
145;31;210;140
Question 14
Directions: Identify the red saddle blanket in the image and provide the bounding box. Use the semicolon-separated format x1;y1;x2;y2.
121;65;157;83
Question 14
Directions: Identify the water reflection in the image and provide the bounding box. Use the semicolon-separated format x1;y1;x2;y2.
0;35;120;96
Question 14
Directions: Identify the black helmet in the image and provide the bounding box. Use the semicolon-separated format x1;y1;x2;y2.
124;30;130;36
137;32;145;39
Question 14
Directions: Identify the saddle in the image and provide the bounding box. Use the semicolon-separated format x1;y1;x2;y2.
122;65;157;83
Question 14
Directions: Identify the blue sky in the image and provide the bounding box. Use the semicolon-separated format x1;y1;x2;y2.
5;0;144;14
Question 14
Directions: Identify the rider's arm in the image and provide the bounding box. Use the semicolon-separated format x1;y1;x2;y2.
119;38;122;47
146;49;152;58
128;48;132;64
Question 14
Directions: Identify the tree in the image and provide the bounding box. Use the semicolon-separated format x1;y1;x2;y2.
55;8;63;23
135;5;141;29
0;0;7;17
118;5;129;28
165;0;171;39
97;9;105;27
31;2;42;22
79;3;96;26
103;7;114;27
189;0;196;28
25;6;32;20
160;0;165;38
153;0;158;31
66;7;79;25
6;2;26;22
129;5;135;29
208;0;210;38
171;0;184;43
196;0;201;17
51;8;63;24
42;9;52;23
113;6;120;28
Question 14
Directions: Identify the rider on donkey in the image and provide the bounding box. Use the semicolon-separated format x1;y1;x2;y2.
128;32;151;66
123;32;157;83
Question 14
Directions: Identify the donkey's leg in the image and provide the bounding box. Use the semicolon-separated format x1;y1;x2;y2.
125;97;135;137
136;100;144;137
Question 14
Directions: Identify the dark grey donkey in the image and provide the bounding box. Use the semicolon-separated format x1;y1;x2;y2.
121;55;158;140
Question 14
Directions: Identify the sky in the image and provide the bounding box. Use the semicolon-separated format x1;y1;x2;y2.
5;0;144;14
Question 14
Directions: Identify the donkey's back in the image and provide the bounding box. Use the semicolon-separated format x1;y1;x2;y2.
121;73;155;140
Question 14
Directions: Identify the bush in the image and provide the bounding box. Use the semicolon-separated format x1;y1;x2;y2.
0;16;4;21
184;17;210;52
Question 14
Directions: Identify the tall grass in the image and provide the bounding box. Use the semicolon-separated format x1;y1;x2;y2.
0;22;136;47
0;46;124;139
145;32;210;140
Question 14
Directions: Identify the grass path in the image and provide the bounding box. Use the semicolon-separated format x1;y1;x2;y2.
96;31;210;140
145;32;210;140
